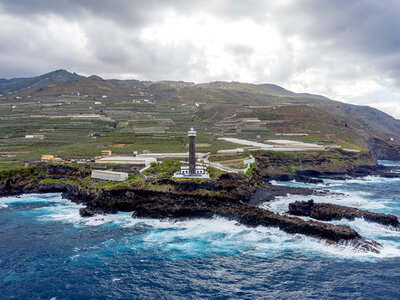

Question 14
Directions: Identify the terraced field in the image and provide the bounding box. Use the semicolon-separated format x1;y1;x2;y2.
1;70;399;169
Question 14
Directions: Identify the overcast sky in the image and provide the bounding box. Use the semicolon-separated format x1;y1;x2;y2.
1;0;400;118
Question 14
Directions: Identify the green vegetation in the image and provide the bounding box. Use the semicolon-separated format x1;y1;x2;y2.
143;158;226;180
208;151;251;170
257;150;306;161
0;166;31;182
205;167;225;179
245;162;257;178
144;158;182;178
39;177;78;186
255;148;376;177
0;161;26;171
209;151;250;162
1;69;398;171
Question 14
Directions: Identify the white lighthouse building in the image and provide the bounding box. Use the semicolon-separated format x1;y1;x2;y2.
173;127;210;179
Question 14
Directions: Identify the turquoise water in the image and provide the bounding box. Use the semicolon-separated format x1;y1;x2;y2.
1;162;400;299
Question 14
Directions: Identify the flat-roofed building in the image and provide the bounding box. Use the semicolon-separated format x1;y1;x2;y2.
91;170;128;182
41;155;55;162
95;156;156;166
138;152;206;159
101;150;112;157
25;134;45;139
41;155;62;162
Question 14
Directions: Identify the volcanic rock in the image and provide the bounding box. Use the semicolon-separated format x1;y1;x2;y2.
288;200;400;228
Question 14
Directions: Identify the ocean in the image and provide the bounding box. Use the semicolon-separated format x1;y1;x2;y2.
1;161;400;299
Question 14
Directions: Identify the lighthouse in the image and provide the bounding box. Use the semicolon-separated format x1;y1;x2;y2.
188;127;197;175
173;127;209;179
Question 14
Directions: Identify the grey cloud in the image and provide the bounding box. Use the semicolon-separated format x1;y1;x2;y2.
225;44;254;56
280;0;400;54
0;0;208;79
0;0;200;27
0;0;400;95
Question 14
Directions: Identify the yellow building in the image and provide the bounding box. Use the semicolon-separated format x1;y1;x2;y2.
41;155;55;162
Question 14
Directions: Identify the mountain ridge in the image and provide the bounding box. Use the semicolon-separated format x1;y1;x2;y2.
0;69;84;96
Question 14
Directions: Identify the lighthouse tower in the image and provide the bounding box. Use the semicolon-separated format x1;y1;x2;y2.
173;127;209;178
188;127;197;175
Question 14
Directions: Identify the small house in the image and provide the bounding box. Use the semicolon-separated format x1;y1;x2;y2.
101;150;112;157
25;134;45;140
173;166;209;178
41;155;55;162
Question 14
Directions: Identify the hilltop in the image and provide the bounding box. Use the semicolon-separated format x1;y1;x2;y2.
0;69;84;96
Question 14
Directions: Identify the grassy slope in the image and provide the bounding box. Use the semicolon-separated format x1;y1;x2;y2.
0;73;399;169
254;149;376;177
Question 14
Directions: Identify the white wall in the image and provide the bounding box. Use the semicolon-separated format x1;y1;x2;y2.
91;170;128;182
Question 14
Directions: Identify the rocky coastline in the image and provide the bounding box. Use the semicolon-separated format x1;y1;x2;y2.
0;154;399;254
253;150;400;183
288;200;400;228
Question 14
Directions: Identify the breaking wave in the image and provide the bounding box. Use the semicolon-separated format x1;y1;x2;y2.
379;160;400;167
1;190;399;261
3;164;400;298
266;174;400;260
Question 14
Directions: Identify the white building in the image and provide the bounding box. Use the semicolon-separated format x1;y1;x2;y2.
173;166;210;179
138;152;206;159
91;170;128;182
95;156;156;166
25;134;45;139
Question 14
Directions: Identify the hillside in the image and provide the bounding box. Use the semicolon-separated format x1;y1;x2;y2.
0;69;399;168
0;69;83;96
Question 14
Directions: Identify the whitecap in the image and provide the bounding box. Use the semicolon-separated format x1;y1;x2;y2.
78;216;400;261
378;160;400;167
324;175;400;185
331;218;400;239
0;193;63;207
4;192;400;261
262;191;388;215
31;195;400;261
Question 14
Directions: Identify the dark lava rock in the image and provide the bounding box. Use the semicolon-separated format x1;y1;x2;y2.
249;184;326;207
288;200;400;228
249;188;275;206
295;175;323;184
79;207;106;217
368;137;400;160
132;198;382;252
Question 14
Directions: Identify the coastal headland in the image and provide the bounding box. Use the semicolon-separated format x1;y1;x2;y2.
1;149;398;254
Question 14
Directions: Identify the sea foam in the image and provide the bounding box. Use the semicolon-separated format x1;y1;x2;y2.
67;215;400;261
2;187;400;261
40;200;400;261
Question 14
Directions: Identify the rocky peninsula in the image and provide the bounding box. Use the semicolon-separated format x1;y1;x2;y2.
0;150;399;254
